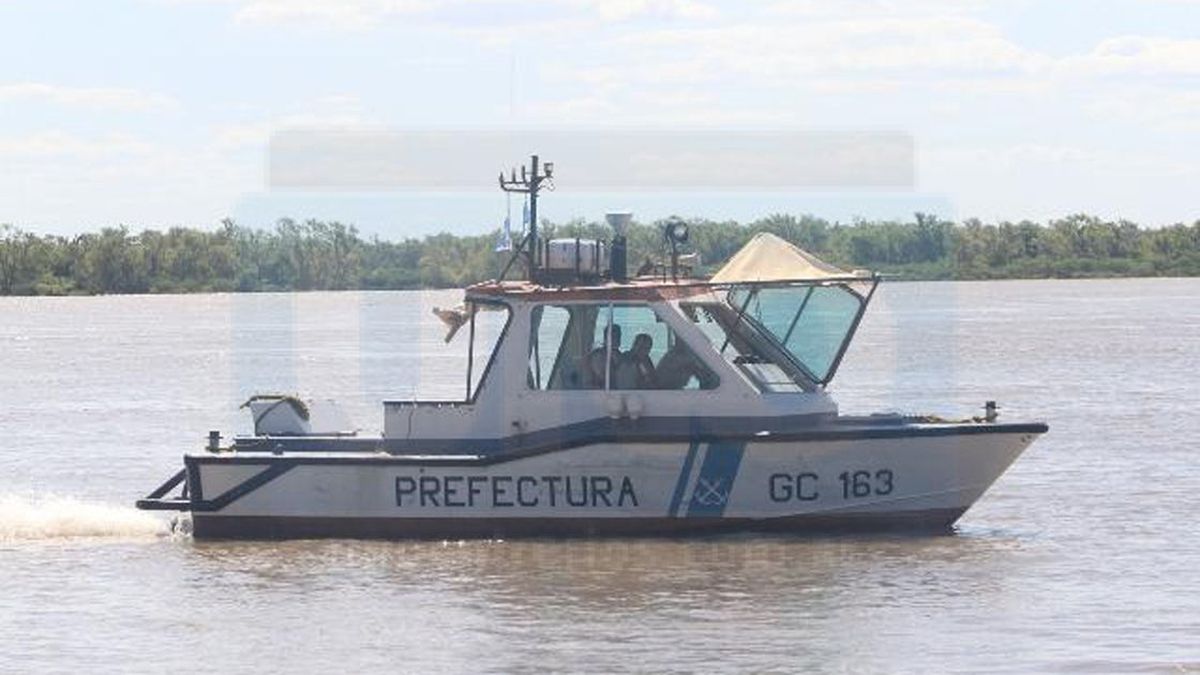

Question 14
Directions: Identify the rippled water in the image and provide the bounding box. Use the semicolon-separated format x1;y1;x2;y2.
1;279;1198;673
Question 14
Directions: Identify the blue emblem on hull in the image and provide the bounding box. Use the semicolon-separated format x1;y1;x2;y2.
687;441;746;517
669;441;746;518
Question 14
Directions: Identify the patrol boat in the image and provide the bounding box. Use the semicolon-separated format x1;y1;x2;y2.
137;155;1047;539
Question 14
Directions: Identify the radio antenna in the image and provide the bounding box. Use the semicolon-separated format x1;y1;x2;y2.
499;154;554;282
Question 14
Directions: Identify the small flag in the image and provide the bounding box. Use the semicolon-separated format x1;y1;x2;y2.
495;214;512;252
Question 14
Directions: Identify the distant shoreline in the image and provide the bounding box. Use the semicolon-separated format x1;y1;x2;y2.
2;214;1197;296
2;275;1196;301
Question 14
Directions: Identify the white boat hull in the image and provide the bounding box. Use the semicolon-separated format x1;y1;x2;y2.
180;424;1042;539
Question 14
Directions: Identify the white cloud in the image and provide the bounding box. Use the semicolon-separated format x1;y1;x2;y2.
0;132;159;159
201;0;720;30
212;122;276;150
530;11;1200;131
586;0;717;22
0;130;259;228
232;0;431;29
765;0;1001;19
922;139;1199;223
1086;85;1200;131
0;83;177;111
514;10;1063;129
211;95;372;150
620;17;1047;79
1060;36;1200;76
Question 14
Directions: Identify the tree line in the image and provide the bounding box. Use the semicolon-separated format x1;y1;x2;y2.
1;213;1198;295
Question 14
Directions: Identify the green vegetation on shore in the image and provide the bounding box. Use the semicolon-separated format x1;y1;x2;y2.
1;213;1198;295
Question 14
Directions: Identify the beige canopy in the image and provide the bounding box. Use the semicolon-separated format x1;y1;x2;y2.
710;232;860;284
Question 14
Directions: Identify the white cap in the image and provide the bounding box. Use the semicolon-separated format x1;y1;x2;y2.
605;212;633;236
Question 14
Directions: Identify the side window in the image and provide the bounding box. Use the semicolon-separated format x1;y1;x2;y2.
528;303;717;391
607;305;718;391
528;304;608;390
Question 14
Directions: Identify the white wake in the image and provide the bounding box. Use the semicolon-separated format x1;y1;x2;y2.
0;494;168;542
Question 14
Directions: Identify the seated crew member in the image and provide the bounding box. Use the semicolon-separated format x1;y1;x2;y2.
653;340;715;390
614;333;655;389
584;324;622;388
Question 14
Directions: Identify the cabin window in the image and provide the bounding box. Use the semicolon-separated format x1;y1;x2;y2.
528;304;603;390
599;305;717;390
528;303;716;391
529;305;570;389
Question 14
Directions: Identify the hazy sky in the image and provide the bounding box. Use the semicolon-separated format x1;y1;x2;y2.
1;0;1197;237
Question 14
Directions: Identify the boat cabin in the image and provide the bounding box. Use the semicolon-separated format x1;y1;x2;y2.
383;244;877;442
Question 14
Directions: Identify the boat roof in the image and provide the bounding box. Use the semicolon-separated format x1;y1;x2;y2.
466;272;876;304
467;232;875;304
468;277;717;303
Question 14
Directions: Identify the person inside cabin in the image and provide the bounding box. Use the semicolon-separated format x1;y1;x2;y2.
584;323;622;388
614;333;655;389
653;339;714;390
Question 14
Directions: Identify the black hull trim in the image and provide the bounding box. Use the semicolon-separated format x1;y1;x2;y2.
191;508;968;540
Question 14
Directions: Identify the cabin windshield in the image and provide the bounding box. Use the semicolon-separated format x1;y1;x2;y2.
726;283;866;384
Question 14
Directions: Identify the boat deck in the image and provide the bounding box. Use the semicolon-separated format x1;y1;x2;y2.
217;415;1049;463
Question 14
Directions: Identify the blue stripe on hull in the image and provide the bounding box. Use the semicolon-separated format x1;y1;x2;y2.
669;441;702;518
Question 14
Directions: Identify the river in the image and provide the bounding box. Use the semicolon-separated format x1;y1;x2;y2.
1;279;1197;672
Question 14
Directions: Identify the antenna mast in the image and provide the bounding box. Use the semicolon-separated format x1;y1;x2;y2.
498;154;554;282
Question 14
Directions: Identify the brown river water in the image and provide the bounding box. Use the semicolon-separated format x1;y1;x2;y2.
1;279;1197;673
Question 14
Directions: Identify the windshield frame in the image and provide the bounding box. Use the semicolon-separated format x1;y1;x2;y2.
464;297;514;402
